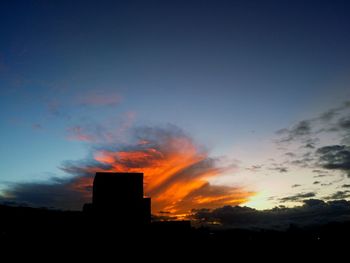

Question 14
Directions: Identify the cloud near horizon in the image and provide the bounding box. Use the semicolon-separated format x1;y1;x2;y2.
193;199;350;229
0;124;253;216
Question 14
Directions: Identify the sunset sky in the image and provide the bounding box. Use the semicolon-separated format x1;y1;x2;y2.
1;0;350;216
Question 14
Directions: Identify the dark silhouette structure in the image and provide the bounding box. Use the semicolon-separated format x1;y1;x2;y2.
84;172;151;225
2;171;350;255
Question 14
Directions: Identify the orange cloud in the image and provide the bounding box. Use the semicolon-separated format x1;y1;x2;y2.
64;126;254;216
1;125;253;216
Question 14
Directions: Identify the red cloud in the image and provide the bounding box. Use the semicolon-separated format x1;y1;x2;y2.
66;126;94;142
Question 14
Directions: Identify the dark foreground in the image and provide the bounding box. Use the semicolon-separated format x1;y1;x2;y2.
1;204;349;257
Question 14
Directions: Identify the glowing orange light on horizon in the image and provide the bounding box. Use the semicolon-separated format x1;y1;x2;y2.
74;136;254;217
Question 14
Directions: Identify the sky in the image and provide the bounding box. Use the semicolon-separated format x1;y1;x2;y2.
0;0;350;217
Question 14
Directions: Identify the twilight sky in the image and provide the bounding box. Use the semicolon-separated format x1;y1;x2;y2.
1;0;350;215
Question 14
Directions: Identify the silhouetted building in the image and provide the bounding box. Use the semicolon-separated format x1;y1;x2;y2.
93;172;144;206
85;172;151;225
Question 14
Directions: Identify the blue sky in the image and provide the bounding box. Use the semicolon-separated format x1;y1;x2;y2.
1;0;350;211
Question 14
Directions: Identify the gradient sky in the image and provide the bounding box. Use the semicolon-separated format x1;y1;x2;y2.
1;0;350;212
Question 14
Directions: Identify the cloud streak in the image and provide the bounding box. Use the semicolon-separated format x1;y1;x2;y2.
66;126;95;142
77;91;121;107
279;192;316;203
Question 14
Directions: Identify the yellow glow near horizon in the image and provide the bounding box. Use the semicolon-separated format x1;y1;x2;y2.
243;191;274;210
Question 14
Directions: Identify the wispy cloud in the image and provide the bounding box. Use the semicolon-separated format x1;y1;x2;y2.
276;100;350;145
66;126;94;142
64;111;137;143
279;192;316;203
268;164;289;173
324;191;350;200
77;91;121;107
276;120;312;142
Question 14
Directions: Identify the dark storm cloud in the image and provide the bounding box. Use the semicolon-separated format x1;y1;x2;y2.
291;184;301;188
0;176;91;210
279;192;316;203
193;199;350;229
316;145;350;177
